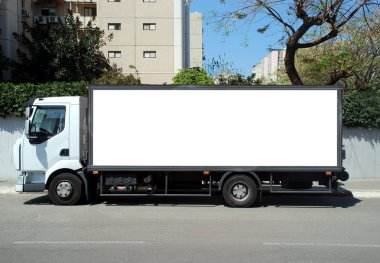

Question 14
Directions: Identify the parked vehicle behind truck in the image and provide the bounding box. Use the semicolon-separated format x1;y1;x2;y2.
13;85;349;207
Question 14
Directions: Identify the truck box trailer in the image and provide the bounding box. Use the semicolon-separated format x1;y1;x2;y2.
13;86;348;207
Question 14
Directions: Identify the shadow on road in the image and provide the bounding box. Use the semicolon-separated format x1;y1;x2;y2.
23;191;361;208
23;195;52;205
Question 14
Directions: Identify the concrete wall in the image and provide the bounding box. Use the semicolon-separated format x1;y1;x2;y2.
343;127;380;179
0;117;24;181
0;117;379;180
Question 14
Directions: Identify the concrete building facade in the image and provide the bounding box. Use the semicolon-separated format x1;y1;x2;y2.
252;48;286;83
189;12;202;68
0;0;33;80
1;0;203;84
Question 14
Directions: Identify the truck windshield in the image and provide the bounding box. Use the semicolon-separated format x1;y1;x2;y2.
30;107;65;137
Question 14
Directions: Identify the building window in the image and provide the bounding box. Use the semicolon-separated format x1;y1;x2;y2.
143;51;156;58
143;23;156;30
41;8;56;16
84;7;96;17
108;23;121;30
143;0;156;2
108;51;121;58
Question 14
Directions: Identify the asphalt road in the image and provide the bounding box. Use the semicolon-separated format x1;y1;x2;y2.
1;193;379;263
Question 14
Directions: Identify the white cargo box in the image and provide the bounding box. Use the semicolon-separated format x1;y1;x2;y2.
88;86;342;172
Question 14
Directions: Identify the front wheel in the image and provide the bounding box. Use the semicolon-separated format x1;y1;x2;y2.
222;175;258;208
48;173;83;205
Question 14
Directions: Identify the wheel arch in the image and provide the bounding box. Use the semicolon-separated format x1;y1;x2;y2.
45;169;88;201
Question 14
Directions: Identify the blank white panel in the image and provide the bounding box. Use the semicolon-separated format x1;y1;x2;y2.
92;89;338;167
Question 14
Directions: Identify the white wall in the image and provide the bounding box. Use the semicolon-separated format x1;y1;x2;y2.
0;117;24;180
343;127;380;179
0;117;379;180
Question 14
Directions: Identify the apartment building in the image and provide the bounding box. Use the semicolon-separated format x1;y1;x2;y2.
252;48;286;83
98;0;190;84
0;0;33;80
189;12;202;68
1;0;202;84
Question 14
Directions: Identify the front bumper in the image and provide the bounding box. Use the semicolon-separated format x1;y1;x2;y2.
15;173;46;192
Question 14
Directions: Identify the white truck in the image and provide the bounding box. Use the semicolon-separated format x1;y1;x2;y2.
13;86;348;207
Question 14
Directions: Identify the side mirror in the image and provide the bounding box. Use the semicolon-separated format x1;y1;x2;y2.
25;120;37;140
24;107;33;119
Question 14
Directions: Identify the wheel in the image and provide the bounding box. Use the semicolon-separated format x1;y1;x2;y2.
48;173;83;205
222;175;258;208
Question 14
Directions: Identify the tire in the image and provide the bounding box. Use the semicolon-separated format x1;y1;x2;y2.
222;175;258;208
48;173;83;205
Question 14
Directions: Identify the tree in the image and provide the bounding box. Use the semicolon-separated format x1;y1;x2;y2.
172;67;214;85
275;13;380;89
11;10;111;83
205;55;262;85
93;64;141;85
216;0;377;85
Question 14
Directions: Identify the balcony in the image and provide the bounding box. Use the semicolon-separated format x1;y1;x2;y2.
78;16;97;28
33;16;97;28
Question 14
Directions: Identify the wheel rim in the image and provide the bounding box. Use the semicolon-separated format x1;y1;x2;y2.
231;182;250;202
56;180;73;199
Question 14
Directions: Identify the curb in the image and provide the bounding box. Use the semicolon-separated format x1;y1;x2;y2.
351;190;380;199
0;188;17;194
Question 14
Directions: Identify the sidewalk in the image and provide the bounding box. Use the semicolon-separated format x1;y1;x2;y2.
1;179;380;198
340;179;380;198
0;180;18;194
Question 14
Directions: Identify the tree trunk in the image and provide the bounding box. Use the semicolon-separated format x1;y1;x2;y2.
285;44;303;85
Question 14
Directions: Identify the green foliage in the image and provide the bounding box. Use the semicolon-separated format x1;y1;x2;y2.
172;67;214;85
0;82;87;118
205;55;261;85
343;90;380;128
11;10;111;83
93;64;141;85
216;73;262;85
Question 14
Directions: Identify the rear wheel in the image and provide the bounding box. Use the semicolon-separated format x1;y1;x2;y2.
222;175;258;208
48;173;83;205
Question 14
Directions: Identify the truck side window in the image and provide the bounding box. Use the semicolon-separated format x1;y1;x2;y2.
30;107;66;137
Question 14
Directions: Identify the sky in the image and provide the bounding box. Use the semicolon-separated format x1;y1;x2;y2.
190;0;284;76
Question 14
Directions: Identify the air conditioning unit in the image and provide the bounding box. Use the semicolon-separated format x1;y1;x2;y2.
21;9;30;17
35;16;47;25
48;16;59;23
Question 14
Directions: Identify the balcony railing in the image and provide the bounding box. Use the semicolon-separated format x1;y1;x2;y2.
64;0;97;3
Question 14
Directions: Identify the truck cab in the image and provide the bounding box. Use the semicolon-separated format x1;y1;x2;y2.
14;96;87;204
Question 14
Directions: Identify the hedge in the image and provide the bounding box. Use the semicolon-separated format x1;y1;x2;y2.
0;82;87;118
343;90;380;128
1;82;379;128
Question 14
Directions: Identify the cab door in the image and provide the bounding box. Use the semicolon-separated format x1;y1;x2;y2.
22;105;70;173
